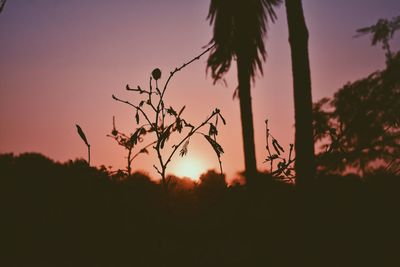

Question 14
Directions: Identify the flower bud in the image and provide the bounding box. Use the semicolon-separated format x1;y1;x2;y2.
152;68;161;80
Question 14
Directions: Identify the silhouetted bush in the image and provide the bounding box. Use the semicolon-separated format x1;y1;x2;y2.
1;152;399;266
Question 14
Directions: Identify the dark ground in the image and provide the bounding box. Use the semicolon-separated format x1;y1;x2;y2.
1;153;399;267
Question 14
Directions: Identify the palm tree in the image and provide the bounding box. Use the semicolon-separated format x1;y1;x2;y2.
284;0;315;186
0;0;7;14
207;0;282;185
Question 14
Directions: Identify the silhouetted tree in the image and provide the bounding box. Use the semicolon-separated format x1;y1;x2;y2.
207;0;282;185
314;51;400;175
355;15;400;62
314;18;400;175
284;0;315;186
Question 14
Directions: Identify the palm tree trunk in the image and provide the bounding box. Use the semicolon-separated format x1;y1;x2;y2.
237;54;258;185
285;0;315;186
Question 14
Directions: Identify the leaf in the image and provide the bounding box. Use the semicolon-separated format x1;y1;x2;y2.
130;127;145;147
178;106;186;116
219;113;226;125
204;135;224;158
183;120;194;130
272;139;284;155
232;86;239;100
175;117;183;133
159;124;173;149
166;106;177;117
139;100;145;107
209;123;218;136
266;154;279;161
140;148;149;154
179;139;190;157
135;111;140;124
76;124;89;147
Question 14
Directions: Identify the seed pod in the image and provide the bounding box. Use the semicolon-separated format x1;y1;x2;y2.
152;68;162;80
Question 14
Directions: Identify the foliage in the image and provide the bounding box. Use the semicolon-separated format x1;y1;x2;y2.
112;47;226;193
264;119;295;182
207;0;282;81
355;15;400;61
107;116;155;175
313;51;400;175
314;16;400;175
2;152;400;266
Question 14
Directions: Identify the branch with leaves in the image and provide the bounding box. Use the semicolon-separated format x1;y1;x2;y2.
112;46;225;193
264;120;295;182
107;116;156;175
355;15;400;62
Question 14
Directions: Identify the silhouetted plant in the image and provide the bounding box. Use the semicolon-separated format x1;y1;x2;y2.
355;15;400;62
112;47;226;194
313;18;400;175
264;120;295;182
75;124;91;165
107;116;156;176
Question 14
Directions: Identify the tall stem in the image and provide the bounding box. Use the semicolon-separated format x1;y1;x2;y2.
87;145;91;166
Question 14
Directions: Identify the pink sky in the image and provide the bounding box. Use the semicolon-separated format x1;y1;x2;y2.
0;0;399;181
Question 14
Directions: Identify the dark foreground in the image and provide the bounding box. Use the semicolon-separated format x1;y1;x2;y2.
1;153;399;267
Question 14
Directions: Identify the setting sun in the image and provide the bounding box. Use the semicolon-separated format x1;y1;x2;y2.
171;157;205;180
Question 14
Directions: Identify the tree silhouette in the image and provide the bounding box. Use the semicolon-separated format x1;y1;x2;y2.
314;17;400;175
355;16;400;62
314;51;400;175
284;0;315;186
207;0;282;185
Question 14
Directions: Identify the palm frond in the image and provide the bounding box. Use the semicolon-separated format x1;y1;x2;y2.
207;0;282;82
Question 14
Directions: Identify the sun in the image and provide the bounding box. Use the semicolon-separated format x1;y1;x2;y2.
172;157;204;181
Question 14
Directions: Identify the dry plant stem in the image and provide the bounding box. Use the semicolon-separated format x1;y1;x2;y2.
265;120;273;173
87;145;91;166
112;95;155;131
160;45;214;100
213;116;223;175
113;45;223;194
126;141;157;175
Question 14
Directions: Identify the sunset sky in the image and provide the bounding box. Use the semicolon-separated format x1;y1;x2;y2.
1;0;399;181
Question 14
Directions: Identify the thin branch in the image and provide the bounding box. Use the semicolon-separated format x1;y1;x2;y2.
160;45;214;100
112;94;155;131
164;109;220;168
130;141;157;162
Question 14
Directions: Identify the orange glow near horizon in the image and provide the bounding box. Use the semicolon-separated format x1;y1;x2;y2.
170;157;205;181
